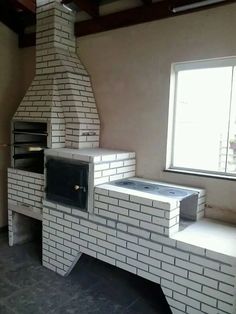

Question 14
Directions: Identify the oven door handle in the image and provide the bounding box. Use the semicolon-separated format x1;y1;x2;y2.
74;185;87;193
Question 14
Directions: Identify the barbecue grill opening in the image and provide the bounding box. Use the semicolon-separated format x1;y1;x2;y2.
12;121;48;174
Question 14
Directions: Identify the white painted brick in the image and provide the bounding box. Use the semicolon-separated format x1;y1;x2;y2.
127;257;148;271
219;282;235;295
187;289;216;307
186;306;202;314
116;261;136;274
64;227;79;238
117;231;138;244
98;225;116;236
162;279;187;295
64;240;79;251
204;268;235;285
162;262;188;278
175;259;203;274
173;292;200;310
95;188;109;196
117;223;127;232
139;239;162;252
119;215;139;227
141;205;165;218
127;242;149;255
130;195;152;206
174;276;201;292
166;297;185;312
129;210;151;222
64;214;80;224
50;222;63;232
107;250;126;262
81;247;97;258
57;218;71;228
94;201;108;210
72;223;88;233
202;286;233;304
218;301;234;313
89;229;106;240
88;243;106;255
137;269;160;284
117;246;137;259
119;200;140;211
72;237;87;247
205;250;236;265
140;221;164;234
107;220;116;228
99;209;117;220
190;255;220;270
97;239;116;251
80;233;96;244
138;254;161;268
150;250;175;264
97;253;115;266
107;235;126;247
99;195;118;206
200;304;218;314
150;266;174;281
128;226;150;239
50;259;64;270
109;204;128;216
43;261;56;272
163;247;189;261
57;230;71;241
188;272;218;289
109;190;129;201
80;219;97;230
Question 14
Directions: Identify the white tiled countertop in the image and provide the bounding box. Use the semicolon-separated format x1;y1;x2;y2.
172;218;236;258
98;182;180;210
45;147;135;163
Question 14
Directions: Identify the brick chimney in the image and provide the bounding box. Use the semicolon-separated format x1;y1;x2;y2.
14;0;100;149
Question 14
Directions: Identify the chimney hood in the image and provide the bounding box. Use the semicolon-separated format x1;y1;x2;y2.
14;0;100;149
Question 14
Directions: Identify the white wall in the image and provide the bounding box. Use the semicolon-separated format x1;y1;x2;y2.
76;3;236;222
0;23;21;227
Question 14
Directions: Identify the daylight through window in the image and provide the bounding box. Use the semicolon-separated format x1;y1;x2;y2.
167;58;236;177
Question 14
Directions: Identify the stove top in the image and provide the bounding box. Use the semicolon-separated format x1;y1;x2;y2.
111;179;196;199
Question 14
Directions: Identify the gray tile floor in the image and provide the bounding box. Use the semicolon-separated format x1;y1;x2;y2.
0;232;171;314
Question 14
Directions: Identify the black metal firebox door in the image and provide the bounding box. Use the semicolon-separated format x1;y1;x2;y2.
45;158;89;210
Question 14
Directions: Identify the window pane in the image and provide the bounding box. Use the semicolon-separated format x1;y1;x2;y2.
227;66;236;174
172;67;232;172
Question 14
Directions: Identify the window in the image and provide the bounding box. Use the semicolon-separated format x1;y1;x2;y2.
167;57;236;177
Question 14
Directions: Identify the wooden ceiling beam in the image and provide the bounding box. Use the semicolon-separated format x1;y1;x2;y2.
75;0;236;37
141;0;152;5
11;0;36;14
61;0;99;18
18;0;236;48
0;2;21;33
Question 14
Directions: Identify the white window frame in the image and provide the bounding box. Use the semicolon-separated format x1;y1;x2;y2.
166;56;236;179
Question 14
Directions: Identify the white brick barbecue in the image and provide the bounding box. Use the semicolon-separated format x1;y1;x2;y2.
8;0;101;244
14;0;100;149
42;179;236;314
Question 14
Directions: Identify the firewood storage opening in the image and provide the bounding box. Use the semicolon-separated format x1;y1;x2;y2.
12;121;48;174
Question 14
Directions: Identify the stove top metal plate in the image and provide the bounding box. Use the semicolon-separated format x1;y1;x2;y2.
111;179;195;199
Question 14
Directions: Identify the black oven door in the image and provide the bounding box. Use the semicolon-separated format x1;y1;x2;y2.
46;158;89;210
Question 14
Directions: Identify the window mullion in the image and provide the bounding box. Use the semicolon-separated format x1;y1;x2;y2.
225;66;235;174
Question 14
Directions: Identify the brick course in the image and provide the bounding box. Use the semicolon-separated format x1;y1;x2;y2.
42;186;236;314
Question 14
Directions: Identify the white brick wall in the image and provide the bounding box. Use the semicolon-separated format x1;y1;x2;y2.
14;0;100;149
42;187;236;314
8;168;44;217
8;168;44;245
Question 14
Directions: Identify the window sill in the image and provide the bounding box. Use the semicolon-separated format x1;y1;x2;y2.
164;168;236;181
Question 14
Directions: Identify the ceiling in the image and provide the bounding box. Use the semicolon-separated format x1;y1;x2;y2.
0;0;235;48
